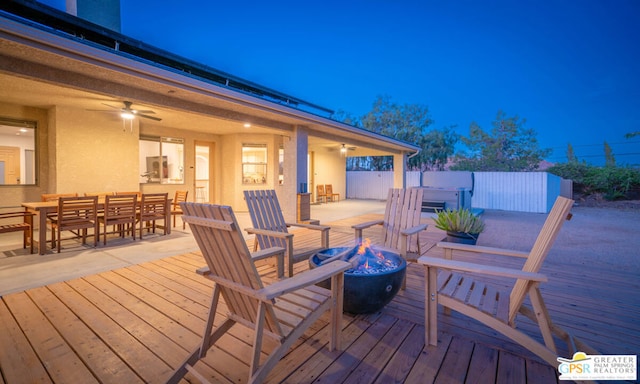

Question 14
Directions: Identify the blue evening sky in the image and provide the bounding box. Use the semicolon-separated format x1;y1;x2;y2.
40;0;640;166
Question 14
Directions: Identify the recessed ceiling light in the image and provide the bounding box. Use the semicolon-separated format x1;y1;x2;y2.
244;123;251;128
19;128;28;132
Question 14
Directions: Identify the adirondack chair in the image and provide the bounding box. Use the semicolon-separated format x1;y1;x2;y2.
418;196;597;367
244;189;330;277
352;188;427;262
167;203;350;384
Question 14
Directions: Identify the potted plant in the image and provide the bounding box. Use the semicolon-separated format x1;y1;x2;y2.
433;208;485;245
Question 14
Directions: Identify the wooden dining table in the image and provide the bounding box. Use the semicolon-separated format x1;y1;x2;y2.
22;198;172;255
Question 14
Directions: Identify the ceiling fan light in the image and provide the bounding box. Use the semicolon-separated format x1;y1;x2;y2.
340;144;347;155
121;111;135;120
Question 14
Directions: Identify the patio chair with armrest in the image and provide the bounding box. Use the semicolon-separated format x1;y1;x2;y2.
418;196;598;367
170;190;188;229
352;188;427;288
244;189;330;277
166;203;350;384
0;210;34;253
41;193;79;248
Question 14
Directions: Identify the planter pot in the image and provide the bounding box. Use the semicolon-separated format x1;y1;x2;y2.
446;231;480;245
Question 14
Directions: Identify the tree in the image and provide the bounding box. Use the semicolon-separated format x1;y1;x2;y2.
412;126;459;171
624;131;639;139
339;95;459;170
451;110;551;171
361;95;433;144
566;143;577;163
331;109;361;127
604;141;616;167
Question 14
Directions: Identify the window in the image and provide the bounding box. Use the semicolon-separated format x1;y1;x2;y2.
0;118;36;185
139;135;184;184
242;144;267;184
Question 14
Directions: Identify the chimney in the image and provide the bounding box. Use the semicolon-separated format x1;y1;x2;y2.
66;0;121;32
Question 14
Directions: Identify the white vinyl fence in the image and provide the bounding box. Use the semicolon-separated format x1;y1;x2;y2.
346;171;566;213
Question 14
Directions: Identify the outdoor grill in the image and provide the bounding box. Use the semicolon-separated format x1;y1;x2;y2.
309;241;406;314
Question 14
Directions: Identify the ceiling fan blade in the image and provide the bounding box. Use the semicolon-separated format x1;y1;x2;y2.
138;114;162;121
101;103;121;110
134;110;155;114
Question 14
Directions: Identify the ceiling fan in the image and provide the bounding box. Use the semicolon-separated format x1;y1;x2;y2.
339;143;356;155
97;101;162;121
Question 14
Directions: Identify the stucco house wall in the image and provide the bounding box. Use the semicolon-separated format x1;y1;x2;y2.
311;146;346;203
52;106;140;194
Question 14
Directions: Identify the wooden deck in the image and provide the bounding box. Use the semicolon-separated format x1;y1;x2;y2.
1;213;638;383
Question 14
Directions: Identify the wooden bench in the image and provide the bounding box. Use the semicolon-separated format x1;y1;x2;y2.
0;211;34;253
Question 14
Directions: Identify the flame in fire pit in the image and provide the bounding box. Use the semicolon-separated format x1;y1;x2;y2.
347;238;401;274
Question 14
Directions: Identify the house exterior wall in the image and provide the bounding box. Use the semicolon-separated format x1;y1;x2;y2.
227;133;283;211
53;106;139;193
0;102;298;213
311;145;346;204
0;6;421;221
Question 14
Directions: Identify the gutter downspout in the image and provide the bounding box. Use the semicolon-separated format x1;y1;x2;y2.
407;149;421;160
402;149;421;188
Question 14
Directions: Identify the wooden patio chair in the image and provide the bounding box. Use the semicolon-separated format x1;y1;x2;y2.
418;196;598;366
41;193;79;247
84;191;114;198
170;190;189;229
41;193;78;202
97;194;137;245
352;188;427;261
167;203;350;384
49;196;98;253
0;210;34;254
114;191;142;198
138;192;168;238
325;184;340;202
244;189;330;277
316;184;328;203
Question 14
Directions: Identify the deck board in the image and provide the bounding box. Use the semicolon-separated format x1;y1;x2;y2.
1;213;637;383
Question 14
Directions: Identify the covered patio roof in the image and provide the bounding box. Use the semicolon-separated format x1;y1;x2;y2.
0;1;419;157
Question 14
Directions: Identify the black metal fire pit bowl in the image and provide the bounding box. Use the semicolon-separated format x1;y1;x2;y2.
309;246;406;314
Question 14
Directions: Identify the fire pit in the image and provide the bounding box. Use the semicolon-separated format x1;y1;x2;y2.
309;240;406;314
